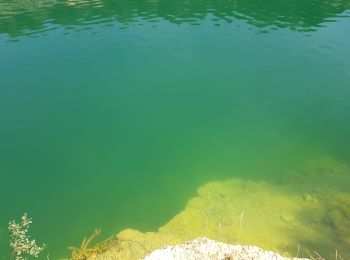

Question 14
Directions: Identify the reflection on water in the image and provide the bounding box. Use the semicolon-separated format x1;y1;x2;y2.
1;0;350;38
91;158;350;260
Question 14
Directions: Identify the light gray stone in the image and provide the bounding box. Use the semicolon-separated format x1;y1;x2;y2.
143;237;308;260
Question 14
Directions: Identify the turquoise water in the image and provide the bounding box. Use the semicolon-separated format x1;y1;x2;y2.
1;0;350;258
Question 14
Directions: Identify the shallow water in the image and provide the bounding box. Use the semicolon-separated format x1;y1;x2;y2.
0;0;350;258
95;159;350;259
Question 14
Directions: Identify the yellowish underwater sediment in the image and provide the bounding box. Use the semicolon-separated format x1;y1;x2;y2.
79;158;350;260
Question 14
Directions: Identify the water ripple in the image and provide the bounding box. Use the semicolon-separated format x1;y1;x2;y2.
0;0;350;40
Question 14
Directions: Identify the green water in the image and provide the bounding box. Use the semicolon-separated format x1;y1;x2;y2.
1;0;350;258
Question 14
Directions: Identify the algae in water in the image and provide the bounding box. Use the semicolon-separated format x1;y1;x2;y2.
77;158;350;260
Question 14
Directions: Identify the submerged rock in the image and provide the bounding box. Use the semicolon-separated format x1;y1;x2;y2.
143;237;307;260
86;158;350;260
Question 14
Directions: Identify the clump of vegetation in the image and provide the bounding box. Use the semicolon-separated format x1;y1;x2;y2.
8;213;46;260
69;229;150;260
69;229;102;260
69;229;117;260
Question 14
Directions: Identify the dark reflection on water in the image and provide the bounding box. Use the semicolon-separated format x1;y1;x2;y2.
1;0;350;38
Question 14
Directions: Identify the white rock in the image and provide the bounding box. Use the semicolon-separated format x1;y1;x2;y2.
143;237;308;260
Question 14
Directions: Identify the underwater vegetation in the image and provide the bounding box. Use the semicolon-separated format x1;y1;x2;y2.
74;158;350;260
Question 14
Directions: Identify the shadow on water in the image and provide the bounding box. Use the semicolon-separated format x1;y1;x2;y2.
0;0;350;38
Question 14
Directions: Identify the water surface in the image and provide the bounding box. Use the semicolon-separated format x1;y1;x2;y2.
1;0;350;258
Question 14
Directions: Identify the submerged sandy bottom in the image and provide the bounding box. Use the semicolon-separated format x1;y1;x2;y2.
86;158;350;260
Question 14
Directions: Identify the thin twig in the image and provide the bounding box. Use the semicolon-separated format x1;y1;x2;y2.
239;211;244;230
296;243;300;258
336;249;338;260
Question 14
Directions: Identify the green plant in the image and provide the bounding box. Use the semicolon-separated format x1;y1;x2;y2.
8;213;45;260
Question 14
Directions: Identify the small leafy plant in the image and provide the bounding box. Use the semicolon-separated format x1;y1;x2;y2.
8;213;45;260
